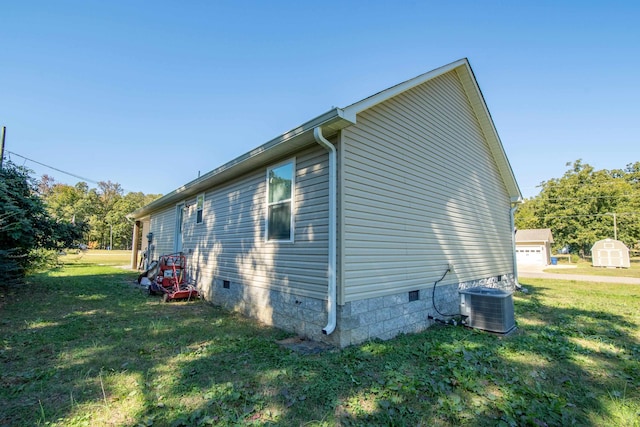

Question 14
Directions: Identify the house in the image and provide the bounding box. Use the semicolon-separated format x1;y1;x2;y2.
591;238;630;268
515;228;554;267
128;58;522;347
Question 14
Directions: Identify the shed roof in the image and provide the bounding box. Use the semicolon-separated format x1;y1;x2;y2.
591;238;629;250
515;228;554;244
130;58;522;219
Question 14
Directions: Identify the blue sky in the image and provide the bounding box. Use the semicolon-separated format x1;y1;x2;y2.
2;1;638;198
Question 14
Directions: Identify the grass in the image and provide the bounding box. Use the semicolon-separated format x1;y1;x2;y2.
544;258;640;278
1;251;639;426
59;249;132;267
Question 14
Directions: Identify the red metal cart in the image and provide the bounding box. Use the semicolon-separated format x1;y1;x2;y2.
149;253;199;302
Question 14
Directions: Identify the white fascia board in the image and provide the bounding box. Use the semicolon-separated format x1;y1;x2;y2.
130;108;354;219
130;59;523;219
342;58;469;118
455;63;523;203
342;57;523;204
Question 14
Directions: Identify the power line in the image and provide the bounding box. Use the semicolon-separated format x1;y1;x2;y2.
5;150;148;193
534;181;635;190
540;180;639;190
541;212;640;219
533;194;639;202
6;150;102;186
6;150;141;194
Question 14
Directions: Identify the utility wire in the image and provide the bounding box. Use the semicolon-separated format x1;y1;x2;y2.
529;181;639;195
6;150;101;185
532;179;639;190
541;212;640;219
536;194;639;202
6;150;141;194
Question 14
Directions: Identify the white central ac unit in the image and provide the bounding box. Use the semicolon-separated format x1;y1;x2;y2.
459;287;516;334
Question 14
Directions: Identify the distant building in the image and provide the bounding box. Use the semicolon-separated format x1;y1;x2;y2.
591;239;630;268
515;229;554;266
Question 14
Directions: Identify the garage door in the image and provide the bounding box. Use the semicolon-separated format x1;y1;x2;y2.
516;245;545;265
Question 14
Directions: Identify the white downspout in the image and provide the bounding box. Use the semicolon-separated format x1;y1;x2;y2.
510;204;520;288
313;127;337;335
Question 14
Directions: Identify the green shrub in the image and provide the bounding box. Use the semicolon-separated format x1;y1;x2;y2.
25;248;61;274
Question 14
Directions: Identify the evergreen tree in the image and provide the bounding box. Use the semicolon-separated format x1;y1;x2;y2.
0;161;84;283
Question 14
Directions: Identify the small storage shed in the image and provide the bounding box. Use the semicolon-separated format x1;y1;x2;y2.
591;239;630;268
515;229;554;266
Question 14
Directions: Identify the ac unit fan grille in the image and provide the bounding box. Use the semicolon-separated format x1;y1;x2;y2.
460;287;515;334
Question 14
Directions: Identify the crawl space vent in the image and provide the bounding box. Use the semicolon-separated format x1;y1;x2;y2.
459;287;515;334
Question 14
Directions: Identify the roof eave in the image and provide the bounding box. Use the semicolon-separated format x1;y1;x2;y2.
342;58;522;203
342;58;469;117
454;62;523;202
129;108;354;219
131;59;523;219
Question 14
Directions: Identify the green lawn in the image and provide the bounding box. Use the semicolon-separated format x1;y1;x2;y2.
544;259;640;278
60;249;132;267
1;254;638;426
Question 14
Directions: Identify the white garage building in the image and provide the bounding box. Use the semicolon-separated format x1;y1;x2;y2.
515;229;554;266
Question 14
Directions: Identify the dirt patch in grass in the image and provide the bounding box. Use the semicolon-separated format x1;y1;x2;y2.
276;336;335;355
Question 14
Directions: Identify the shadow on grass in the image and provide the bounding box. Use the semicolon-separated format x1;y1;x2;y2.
1;271;639;426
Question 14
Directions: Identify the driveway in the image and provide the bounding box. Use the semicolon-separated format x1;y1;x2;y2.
517;264;640;285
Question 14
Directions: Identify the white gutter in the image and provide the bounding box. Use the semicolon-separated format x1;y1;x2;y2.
510;204;520;288
313;127;337;335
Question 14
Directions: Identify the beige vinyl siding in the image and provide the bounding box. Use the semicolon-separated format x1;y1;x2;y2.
341;71;513;302
149;208;177;257
179;145;330;299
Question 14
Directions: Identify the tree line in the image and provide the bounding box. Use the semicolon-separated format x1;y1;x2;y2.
37;174;161;250
3;157;638;283
515;160;640;255
1;160;160;283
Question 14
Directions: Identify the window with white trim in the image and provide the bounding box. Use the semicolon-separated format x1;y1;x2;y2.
196;194;205;224
266;159;294;241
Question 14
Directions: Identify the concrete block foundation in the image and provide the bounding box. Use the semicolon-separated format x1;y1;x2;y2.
205;274;516;348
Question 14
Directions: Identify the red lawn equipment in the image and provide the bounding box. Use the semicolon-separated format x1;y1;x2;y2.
148;253;199;302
